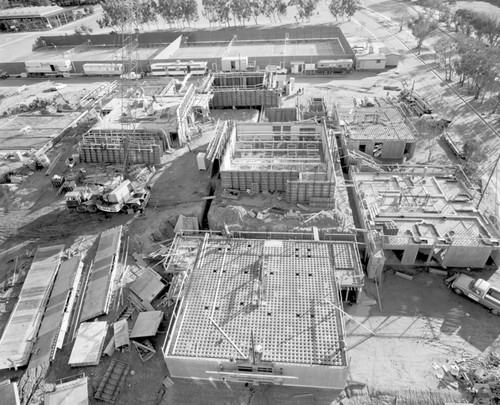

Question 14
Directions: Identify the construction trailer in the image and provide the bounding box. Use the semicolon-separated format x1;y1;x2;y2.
83;62;124;76
219;122;338;206
354;53;387;70
349;165;500;278
163;234;363;392
24;59;72;76
333;104;417;162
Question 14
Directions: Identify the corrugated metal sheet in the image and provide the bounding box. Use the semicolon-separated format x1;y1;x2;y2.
80;226;122;322
0;245;64;370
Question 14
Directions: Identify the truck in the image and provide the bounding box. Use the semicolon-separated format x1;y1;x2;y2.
96;180;150;213
446;273;500;316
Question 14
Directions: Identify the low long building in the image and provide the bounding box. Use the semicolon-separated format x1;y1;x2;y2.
163;235;361;392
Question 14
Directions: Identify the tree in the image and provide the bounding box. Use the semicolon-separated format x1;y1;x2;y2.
463;139;487;179
263;0;287;23
248;0;264;24
407;14;438;51
179;0;199;27
291;0;320;23
343;0;358;21
328;0;343;22
394;8;410;32
433;36;456;81
453;8;474;35
230;0;252;26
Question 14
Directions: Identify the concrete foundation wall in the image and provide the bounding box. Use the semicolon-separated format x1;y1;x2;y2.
442;245;492;268
211;90;279;108
220;170;299;192
165;356;347;389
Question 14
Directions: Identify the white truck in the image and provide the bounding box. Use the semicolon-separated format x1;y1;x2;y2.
96;180;150;213
446;273;500;316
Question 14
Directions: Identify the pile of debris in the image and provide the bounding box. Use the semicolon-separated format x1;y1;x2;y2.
434;352;500;404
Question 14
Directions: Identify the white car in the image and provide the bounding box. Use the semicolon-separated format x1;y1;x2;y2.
120;72;142;80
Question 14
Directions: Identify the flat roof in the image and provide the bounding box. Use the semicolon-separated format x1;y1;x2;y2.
155;44;227;61
166;236;352;367
156;39;347;62
14;45;160;63
228;40;345;58
0;6;64;19
337;106;416;141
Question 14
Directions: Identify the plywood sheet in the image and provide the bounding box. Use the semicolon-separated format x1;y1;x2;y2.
113;319;129;349
29;256;82;369
130;311;163;339
80;226;122;322
69;322;107;367
0;245;64;370
44;377;89;405
0;381;20;405
129;267;165;304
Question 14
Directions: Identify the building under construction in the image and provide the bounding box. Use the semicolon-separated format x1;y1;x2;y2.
79;80;213;164
219;122;338;206
162;234;362;391
333;104;417;162
349;165;500;278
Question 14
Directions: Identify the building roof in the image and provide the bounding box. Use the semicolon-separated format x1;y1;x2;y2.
337;106;416;141
379;47;400;56
165;236;352;367
0;6;65;19
356;53;387;60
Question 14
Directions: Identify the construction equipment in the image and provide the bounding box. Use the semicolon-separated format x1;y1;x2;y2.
65;187;101;213
399;88;432;116
96;180;150;213
65;180;150;214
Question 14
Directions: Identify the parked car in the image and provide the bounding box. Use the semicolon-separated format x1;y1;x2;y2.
446;273;500;315
0;70;9;79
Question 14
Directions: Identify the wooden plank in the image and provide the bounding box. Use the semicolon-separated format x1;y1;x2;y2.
0;245;64;370
113;320;130;349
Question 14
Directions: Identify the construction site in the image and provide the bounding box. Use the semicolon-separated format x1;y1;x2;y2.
0;10;500;405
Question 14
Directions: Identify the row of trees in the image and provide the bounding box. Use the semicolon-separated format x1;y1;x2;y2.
434;35;500;105
97;0;360;30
